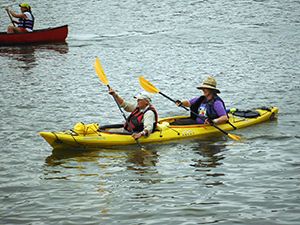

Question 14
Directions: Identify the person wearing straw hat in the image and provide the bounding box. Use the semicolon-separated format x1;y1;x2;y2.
108;88;158;139
173;77;228;125
5;3;34;34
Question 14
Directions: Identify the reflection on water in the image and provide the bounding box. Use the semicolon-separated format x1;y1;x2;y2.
0;46;36;70
0;42;68;70
39;42;69;54
44;148;158;174
125;150;161;184
45;147;158;167
191;140;226;170
44;148;100;167
126;150;158;168
190;140;227;188
43;148;161;189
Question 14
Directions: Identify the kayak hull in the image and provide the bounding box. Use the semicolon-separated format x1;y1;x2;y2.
40;107;278;150
0;25;68;46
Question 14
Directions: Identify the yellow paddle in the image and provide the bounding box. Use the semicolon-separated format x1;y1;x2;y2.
139;76;243;141
94;58;152;154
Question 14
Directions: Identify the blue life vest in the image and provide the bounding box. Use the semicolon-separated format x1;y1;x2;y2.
190;95;227;120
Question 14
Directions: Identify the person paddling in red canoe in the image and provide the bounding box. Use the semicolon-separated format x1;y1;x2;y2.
5;3;34;34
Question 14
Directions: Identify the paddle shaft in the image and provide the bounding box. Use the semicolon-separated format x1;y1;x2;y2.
6;10;16;27
107;85;145;149
107;85;129;124
95;59;152;152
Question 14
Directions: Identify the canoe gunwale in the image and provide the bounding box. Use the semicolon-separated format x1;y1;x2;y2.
0;25;68;46
0;25;68;36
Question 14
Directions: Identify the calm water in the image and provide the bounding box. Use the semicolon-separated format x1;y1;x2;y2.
1;0;300;224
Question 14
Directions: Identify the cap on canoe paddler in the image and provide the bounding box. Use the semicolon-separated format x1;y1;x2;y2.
197;77;221;93
19;3;30;9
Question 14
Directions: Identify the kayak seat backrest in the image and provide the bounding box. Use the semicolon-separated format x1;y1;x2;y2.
156;122;169;131
98;124;123;130
233;110;260;118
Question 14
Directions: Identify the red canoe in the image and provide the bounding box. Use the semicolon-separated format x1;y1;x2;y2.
0;25;68;46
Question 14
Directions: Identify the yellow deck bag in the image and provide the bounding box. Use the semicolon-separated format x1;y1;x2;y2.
73;122;99;135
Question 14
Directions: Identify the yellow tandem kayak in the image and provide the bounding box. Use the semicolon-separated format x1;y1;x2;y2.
39;107;278;150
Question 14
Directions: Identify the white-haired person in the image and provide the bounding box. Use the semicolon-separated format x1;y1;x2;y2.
5;3;34;34
108;89;158;139
173;77;228;125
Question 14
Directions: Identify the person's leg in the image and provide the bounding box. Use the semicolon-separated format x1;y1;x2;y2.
7;26;15;33
7;26;26;34
108;128;130;133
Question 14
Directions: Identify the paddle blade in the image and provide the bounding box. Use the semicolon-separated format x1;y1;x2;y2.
139;76;159;93
94;58;109;85
228;133;244;141
141;148;152;155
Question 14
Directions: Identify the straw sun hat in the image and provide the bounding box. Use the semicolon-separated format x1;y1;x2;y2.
196;77;221;93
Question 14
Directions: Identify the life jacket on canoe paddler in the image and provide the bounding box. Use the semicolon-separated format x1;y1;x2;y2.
108;89;158;140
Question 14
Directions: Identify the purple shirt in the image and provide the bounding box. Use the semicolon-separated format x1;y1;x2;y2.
189;96;227;124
